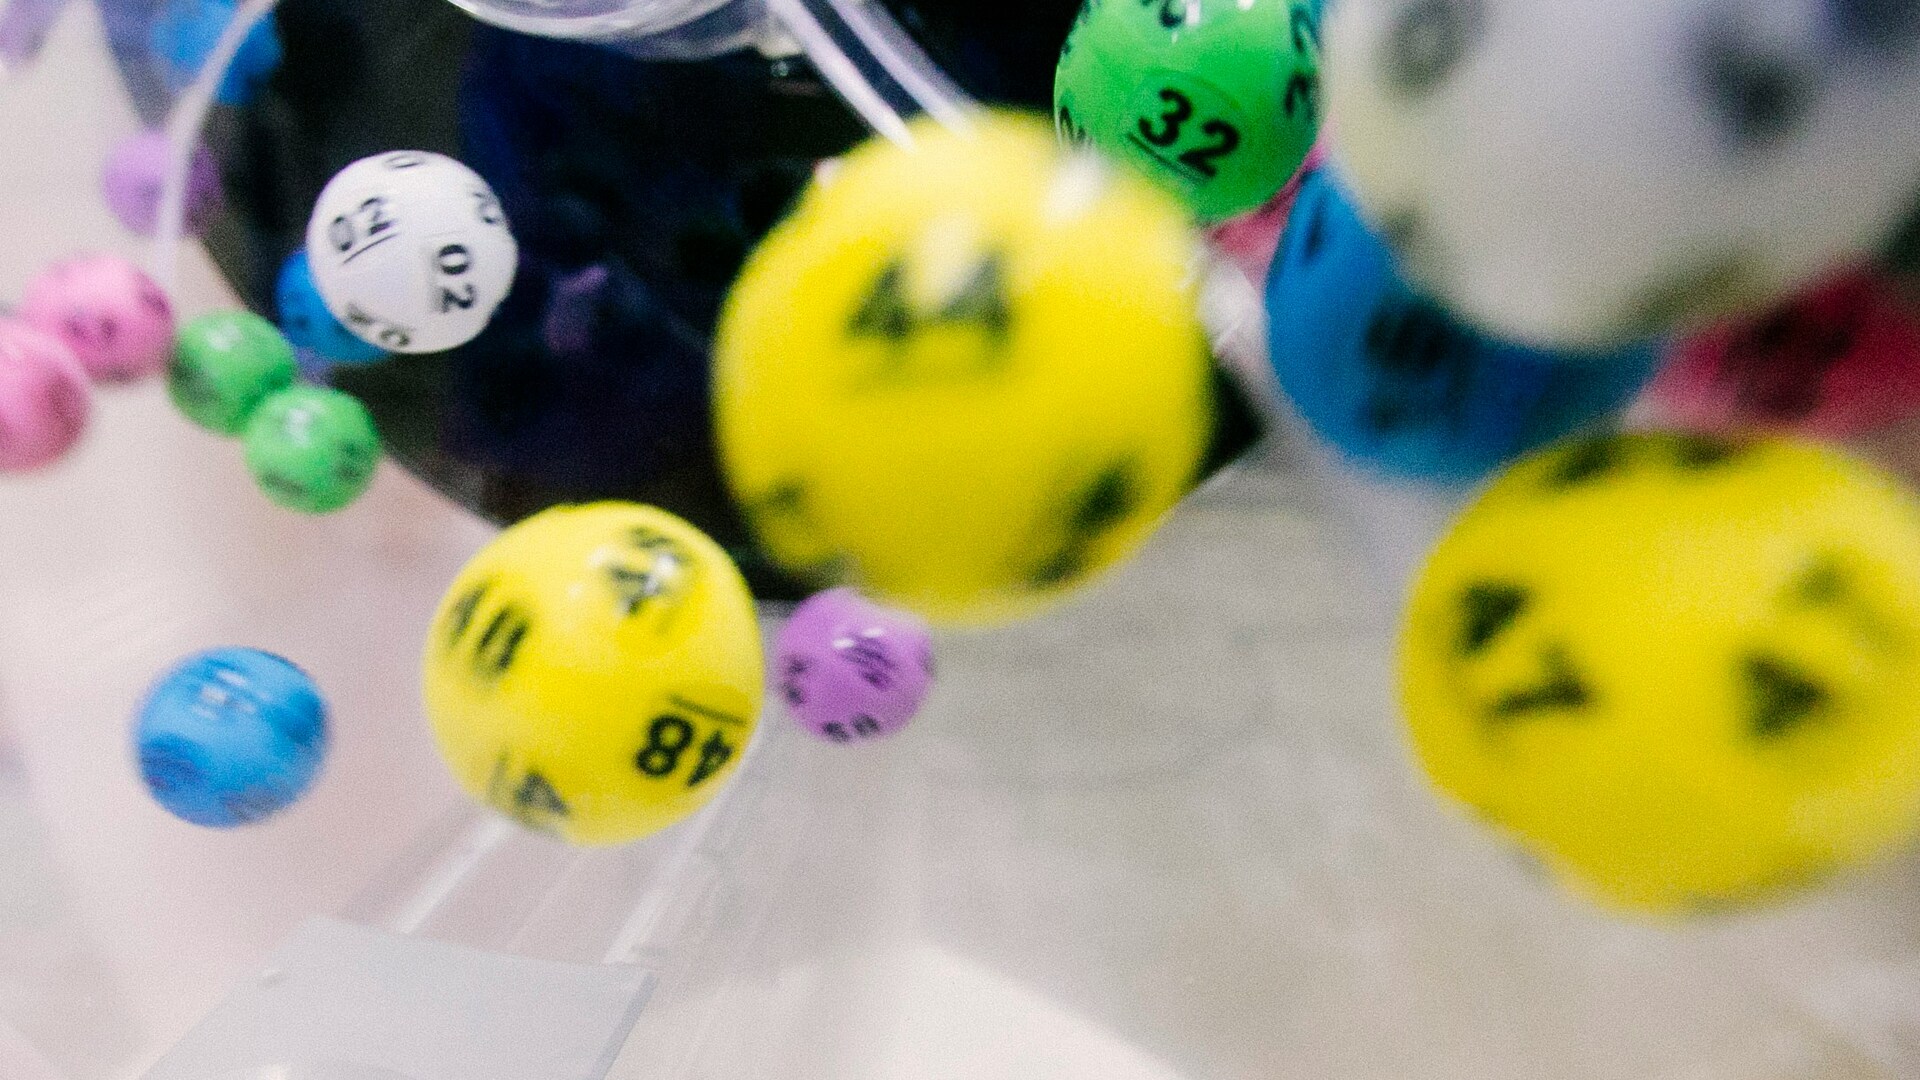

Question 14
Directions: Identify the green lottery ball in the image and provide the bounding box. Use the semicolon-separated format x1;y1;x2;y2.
1055;0;1322;222
169;311;298;436
242;386;381;514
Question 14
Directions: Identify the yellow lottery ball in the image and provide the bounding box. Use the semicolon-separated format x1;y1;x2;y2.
714;112;1211;627
1400;433;1920;914
422;503;764;846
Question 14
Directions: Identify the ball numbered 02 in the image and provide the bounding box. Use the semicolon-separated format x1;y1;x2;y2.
1401;433;1920;913
1055;0;1322;222
715;113;1212;626
422;503;764;846
305;151;517;355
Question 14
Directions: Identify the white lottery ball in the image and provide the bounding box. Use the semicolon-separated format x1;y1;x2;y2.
1324;0;1920;348
304;151;518;355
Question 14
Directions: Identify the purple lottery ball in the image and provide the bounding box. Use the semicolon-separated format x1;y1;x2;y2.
102;130;224;237
776;588;934;744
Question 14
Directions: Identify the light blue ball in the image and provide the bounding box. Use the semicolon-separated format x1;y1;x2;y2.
149;0;283;107
275;250;388;366
1266;170;1660;485
134;648;328;828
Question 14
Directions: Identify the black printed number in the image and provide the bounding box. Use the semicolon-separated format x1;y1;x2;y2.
687;730;736;787
637;716;694;778
1137;89;1243;179
1139;89;1194;147
1179;121;1240;178
328;197;395;258
435;243;477;313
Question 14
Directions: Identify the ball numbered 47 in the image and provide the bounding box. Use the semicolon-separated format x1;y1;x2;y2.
305;151;517;355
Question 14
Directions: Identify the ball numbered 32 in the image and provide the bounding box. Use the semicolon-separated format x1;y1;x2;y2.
305;151;518;355
422;503;764;846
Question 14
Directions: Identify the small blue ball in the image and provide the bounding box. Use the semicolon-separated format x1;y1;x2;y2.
149;0;283;107
275;250;387;366
1266;171;1660;485
134;648;328;828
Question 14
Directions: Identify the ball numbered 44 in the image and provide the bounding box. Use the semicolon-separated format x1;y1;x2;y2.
1401;433;1920;913
715;113;1212;626
305;151;517;355
423;503;764;846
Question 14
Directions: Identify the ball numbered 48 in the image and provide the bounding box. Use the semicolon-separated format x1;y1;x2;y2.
422;503;764;846
305;151;518;355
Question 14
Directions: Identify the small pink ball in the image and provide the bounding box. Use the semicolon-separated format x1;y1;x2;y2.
101;130;225;237
19;255;177;384
775;588;935;744
0;319;92;472
1646;269;1920;438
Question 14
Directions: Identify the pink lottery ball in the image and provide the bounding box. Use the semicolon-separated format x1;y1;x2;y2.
1207;143;1325;286
19;255;177;384
1645;269;1920;438
775;588;935;744
0;319;92;472
101;130;225;237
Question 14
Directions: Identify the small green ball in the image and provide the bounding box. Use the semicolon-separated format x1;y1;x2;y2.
169;311;298;436
1055;0;1323;222
242;386;382;514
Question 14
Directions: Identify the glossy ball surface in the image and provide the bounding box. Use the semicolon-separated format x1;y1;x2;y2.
776;588;935;743
273;249;388;365
19;255;176;384
304;151;519;354
0;319;91;472
134;648;328;828
422;503;764;846
168;310;298;435
1055;0;1322;221
1647;269;1920;438
1268;170;1657;484
1324;0;1920;347
715;114;1211;626
101;130;224;237
1400;433;1920;912
150;0;283;106
242;386;382;514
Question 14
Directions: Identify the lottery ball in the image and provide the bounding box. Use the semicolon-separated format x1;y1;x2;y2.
242;386;382;514
1400;432;1920;913
775;588;935;744
19;255;176;384
422;503;764;846
101;130;224;238
150;0;282;106
714;113;1211;626
304;151;519;355
1647;269;1920;439
134;648;328;828
1055;0;1322;222
168;310;298;435
273;250;387;365
0;319;91;472
1323;0;1920;348
1268;170;1658;485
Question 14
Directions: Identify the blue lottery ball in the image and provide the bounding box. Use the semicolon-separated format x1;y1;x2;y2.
149;0;282;107
1266;170;1661;485
134;648;328;828
275;250;387;366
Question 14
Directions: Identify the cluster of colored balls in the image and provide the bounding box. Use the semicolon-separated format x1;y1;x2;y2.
715;113;1212;626
775;589;935;744
135;647;328;828
102;130;225;238
1400;433;1920;913
1266;170;1658;484
169;311;382;513
422;502;763;846
1055;0;1323;222
0;254;177;472
303;151;520;355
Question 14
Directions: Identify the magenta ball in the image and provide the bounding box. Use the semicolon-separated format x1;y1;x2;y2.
775;588;935;744
0;319;92;471
1646;269;1920;439
19;255;176;384
101;130;224;238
